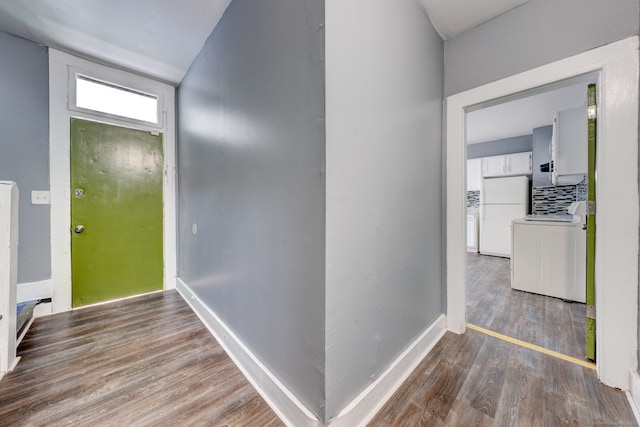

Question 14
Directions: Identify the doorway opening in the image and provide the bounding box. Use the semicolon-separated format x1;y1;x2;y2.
49;49;177;313
464;78;595;363
445;36;639;391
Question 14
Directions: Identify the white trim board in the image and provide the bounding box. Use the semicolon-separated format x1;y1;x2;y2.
16;279;52;303
328;315;446;427
0;182;18;378
49;49;177;313
176;279;321;427
628;371;640;425
446;36;639;390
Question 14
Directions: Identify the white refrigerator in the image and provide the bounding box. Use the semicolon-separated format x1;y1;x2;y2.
479;176;528;258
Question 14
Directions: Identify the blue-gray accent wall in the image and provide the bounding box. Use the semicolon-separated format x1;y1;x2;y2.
177;0;326;418
0;31;50;284
467;134;532;159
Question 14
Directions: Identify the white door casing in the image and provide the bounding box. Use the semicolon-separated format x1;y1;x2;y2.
446;36;639;390
49;50;177;312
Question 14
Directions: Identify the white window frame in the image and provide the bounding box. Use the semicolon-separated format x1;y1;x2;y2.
446;36;639;391
49;49;177;312
70;71;163;128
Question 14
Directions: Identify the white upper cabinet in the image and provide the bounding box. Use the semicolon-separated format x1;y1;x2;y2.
482;155;506;177
482;152;532;178
506;151;533;176
467;158;482;191
551;106;587;185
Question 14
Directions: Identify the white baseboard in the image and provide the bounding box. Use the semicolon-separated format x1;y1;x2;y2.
328;315;447;427
176;279;321;427
628;371;640;425
17;279;52;303
33;302;52;317
177;278;446;427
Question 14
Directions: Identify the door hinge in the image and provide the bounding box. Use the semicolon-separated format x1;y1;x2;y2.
586;200;597;214
586;305;596;320
587;105;597;120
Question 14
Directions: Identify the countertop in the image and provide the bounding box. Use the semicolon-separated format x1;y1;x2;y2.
512;216;583;227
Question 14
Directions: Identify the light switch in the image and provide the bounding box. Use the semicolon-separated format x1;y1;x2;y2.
31;191;50;205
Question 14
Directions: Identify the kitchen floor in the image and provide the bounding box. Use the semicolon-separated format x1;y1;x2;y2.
467;252;586;360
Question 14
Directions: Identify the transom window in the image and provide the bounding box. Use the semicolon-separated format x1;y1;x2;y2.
75;75;159;124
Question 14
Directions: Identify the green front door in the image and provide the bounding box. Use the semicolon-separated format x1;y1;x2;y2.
70;118;164;307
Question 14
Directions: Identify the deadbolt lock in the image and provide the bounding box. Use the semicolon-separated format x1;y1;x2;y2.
74;225;85;234
74;188;84;197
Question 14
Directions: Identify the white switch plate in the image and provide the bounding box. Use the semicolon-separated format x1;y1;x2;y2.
31;191;50;205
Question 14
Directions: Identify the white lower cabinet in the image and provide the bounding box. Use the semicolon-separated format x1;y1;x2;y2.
511;219;586;303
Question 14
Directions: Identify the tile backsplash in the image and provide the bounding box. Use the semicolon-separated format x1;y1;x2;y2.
532;178;587;215
467;190;480;209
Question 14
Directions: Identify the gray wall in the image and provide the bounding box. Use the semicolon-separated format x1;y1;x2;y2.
324;0;443;421
444;0;639;96
467;134;532;160
177;0;326;419
0;31;50;284
532;125;553;187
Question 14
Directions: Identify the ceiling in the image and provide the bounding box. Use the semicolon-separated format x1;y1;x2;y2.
0;0;231;85
0;0;531;86
419;0;531;39
466;82;589;145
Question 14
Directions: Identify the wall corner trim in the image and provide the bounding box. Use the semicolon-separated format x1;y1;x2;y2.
176;279;321;427
328;315;447;427
628;371;640;425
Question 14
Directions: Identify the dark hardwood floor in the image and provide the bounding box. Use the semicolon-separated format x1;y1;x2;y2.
467;252;586;360
0;291;283;426
1;289;635;427
368;330;637;426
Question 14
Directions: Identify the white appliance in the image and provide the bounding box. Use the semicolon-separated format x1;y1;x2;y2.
0;181;18;378
479;176;528;257
466;212;478;252
511;202;587;302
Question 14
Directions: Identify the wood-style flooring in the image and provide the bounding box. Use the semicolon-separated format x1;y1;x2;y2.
369;330;637;426
467;252;586;360
0;291;283;426
1;289;635;426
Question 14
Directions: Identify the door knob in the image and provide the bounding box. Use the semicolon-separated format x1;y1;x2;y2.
74;225;85;234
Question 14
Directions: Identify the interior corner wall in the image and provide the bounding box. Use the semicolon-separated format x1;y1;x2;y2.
324;0;444;421
176;0;326;419
0;31;50;284
444;0;640;96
